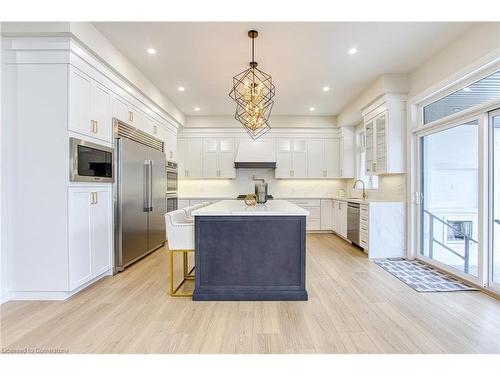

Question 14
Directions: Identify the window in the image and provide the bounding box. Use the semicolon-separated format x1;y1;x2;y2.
423;70;500;124
355;127;378;189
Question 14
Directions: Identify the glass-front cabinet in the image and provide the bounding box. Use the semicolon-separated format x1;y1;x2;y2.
362;94;406;176
364;112;388;175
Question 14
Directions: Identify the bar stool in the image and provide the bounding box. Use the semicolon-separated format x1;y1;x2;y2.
165;209;195;297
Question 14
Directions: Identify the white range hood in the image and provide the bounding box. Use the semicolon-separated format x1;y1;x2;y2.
234;139;276;169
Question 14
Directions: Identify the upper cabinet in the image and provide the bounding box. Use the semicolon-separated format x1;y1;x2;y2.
306;139;340;178
276;138;307;178
69;67;112;143
178;139;203;178
363;94;406;175
276;133;354;179
179;137;236;179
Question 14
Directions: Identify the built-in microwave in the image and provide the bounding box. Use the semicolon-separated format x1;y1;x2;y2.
70;137;114;182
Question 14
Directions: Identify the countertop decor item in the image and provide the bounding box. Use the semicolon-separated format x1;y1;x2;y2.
229;30;275;140
244;193;257;206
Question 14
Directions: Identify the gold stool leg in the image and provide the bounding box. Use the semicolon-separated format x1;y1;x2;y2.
169;250;195;298
183;251;195;280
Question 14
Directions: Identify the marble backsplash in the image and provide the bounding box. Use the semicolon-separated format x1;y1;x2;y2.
178;169;406;201
178;168;346;198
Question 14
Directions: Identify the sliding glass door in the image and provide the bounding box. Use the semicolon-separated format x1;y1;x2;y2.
490;109;500;290
419;120;480;279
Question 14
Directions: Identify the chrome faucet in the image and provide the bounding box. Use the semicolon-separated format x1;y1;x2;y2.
353;179;368;200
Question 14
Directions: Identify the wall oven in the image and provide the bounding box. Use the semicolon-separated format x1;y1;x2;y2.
166;161;178;212
166;161;178;194
70;137;114;182
166;194;178;212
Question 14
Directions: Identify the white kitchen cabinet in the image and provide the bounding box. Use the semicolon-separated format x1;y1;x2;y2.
68;187;113;291
276;138;307;178
320;199;333;230
307;139;340;178
362;94;406;175
112;95;130;124
219;138;236;178
202;138;236;178
165;130;177;160
178;139;203;178
69;67;112;143
332;199;348;238
287;199;321;231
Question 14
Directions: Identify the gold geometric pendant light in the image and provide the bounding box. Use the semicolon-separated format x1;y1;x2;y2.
229;30;275;140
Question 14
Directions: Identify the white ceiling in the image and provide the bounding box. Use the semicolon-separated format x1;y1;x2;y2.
93;22;473;116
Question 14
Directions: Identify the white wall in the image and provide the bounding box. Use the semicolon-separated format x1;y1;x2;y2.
336;74;409;127
409;22;500;99
1;22;185;127
178;168;347;199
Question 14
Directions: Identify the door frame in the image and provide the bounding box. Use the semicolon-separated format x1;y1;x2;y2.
488;108;500;293
413;113;487;285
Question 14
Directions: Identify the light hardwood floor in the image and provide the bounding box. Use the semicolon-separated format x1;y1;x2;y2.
2;234;500;354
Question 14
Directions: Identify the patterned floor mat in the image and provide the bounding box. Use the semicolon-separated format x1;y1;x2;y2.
375;258;477;292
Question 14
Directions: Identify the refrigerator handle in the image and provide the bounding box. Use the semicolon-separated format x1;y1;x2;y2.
144;160;150;212
148;160;153;212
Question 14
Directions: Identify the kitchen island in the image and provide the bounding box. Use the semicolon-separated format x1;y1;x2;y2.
192;200;309;301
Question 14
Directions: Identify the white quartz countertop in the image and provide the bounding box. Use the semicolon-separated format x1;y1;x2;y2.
192;199;310;216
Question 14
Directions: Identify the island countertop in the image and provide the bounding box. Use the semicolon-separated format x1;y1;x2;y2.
192;199;309;216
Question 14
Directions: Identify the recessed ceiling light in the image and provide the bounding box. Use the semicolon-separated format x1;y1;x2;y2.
147;48;156;55
309;107;315;112
348;47;358;55
194;107;200;111
462;87;472;92
178;86;185;92
322;86;330;92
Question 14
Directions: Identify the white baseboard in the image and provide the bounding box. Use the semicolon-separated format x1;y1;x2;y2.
6;269;112;301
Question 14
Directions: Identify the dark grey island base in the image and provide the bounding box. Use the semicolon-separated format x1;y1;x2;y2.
193;215;307;301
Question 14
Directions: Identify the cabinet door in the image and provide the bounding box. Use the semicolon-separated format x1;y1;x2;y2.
332;200;339;233
320;199;333;230
203;138;218;178
177;139;186;178
276;139;292;178
292;140;307;178
219;138;236;178
324;138;340;177
68;189;93;290
187;139;203;178
339;202;348;238
307;139;324;178
91;82;112;142
112;96;130;124
375;114;387;173
365;120;375;175
91;189;113;276
165;130;177;161
69;69;92;137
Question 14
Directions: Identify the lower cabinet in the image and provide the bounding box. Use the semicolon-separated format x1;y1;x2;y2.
68;186;113;290
332;199;348;238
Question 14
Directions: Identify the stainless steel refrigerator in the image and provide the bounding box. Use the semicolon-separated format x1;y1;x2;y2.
114;120;166;272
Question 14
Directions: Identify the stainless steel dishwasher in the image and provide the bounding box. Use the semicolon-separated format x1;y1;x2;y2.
347;202;360;247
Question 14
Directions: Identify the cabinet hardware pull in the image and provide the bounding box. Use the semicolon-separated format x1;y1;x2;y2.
94;121;98;133
94;192;98;204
